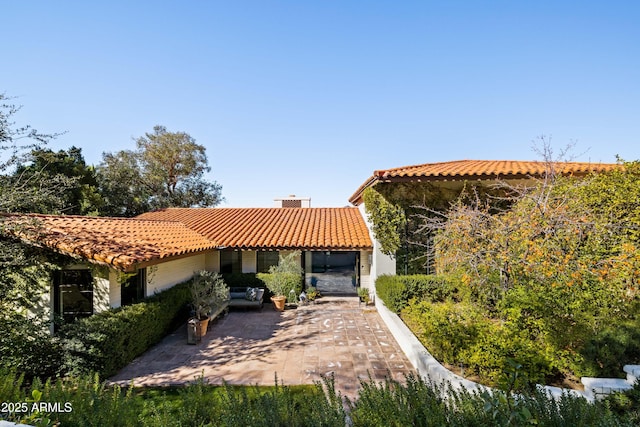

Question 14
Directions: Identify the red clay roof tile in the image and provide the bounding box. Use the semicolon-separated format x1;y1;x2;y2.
136;207;373;251
349;159;620;204
2;207;373;271
3;214;217;271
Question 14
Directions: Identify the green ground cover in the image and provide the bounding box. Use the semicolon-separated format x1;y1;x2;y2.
2;370;639;426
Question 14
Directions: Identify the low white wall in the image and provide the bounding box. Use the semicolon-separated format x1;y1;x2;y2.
375;296;488;394
109;254;208;308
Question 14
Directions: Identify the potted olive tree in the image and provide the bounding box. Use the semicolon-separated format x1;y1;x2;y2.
257;251;303;312
190;271;229;338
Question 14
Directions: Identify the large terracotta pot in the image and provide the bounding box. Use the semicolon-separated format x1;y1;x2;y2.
197;316;210;337
271;295;286;312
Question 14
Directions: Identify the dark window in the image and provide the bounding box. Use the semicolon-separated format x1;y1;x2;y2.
220;250;242;274
121;268;146;306
311;251;357;274
257;251;280;273
53;270;93;325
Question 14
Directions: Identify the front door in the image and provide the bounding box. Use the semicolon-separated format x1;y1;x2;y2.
309;251;358;295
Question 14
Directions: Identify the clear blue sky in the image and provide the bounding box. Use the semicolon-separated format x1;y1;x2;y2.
3;1;639;208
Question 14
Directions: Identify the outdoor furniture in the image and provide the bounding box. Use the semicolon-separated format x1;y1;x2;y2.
228;287;264;310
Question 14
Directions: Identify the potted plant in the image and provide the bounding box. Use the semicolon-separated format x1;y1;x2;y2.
357;287;370;305
190;271;229;338
257;251;303;312
305;285;320;303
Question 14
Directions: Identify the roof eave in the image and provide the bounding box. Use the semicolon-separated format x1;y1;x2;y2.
348;175;380;206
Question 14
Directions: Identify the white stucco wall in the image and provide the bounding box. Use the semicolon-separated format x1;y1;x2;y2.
359;249;372;288
242;251;257;273
108;269;121;308
148;254;207;295
92;269;110;313
358;203;396;289
205;251;219;271
107;254;207;309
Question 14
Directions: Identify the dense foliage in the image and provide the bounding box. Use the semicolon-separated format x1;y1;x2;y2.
257;251;304;303
2;370;639;426
392;161;640;385
0;94;80;379
11;146;102;215
374;274;456;314
363;181;508;274
97;125;223;216
59;280;192;378
362;187;406;256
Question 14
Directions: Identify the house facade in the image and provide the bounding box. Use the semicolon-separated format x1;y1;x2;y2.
4;203;375;330
4;159;621;330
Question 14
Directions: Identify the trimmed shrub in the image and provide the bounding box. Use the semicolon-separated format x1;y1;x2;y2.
376;274;456;313
222;273;266;289
59;280;191;378
0;312;65;381
375;275;406;313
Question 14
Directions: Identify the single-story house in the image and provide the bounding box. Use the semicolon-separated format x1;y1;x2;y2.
3;159;620;330
3;197;376;329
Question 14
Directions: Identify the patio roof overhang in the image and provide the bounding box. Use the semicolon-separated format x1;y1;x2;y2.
349;159;621;205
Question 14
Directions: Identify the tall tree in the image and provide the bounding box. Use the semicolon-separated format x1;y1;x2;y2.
97;125;223;216
0;94;69;377
12;146;103;215
95;150;149;217
0;94;68;213
0;93;67;302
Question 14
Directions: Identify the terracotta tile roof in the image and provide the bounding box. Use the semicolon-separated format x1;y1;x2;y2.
349;159;621;205
2;214;217;271
136;207;373;251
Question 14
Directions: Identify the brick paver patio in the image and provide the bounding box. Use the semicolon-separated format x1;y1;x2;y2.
109;296;414;399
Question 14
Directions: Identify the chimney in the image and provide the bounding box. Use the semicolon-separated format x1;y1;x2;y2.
274;195;311;208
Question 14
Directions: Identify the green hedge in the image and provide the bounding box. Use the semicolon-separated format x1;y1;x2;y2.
59;280;191;378
375;274;456;314
222;273;266;289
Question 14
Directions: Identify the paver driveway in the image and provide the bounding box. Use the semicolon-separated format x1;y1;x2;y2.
110;296;414;399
